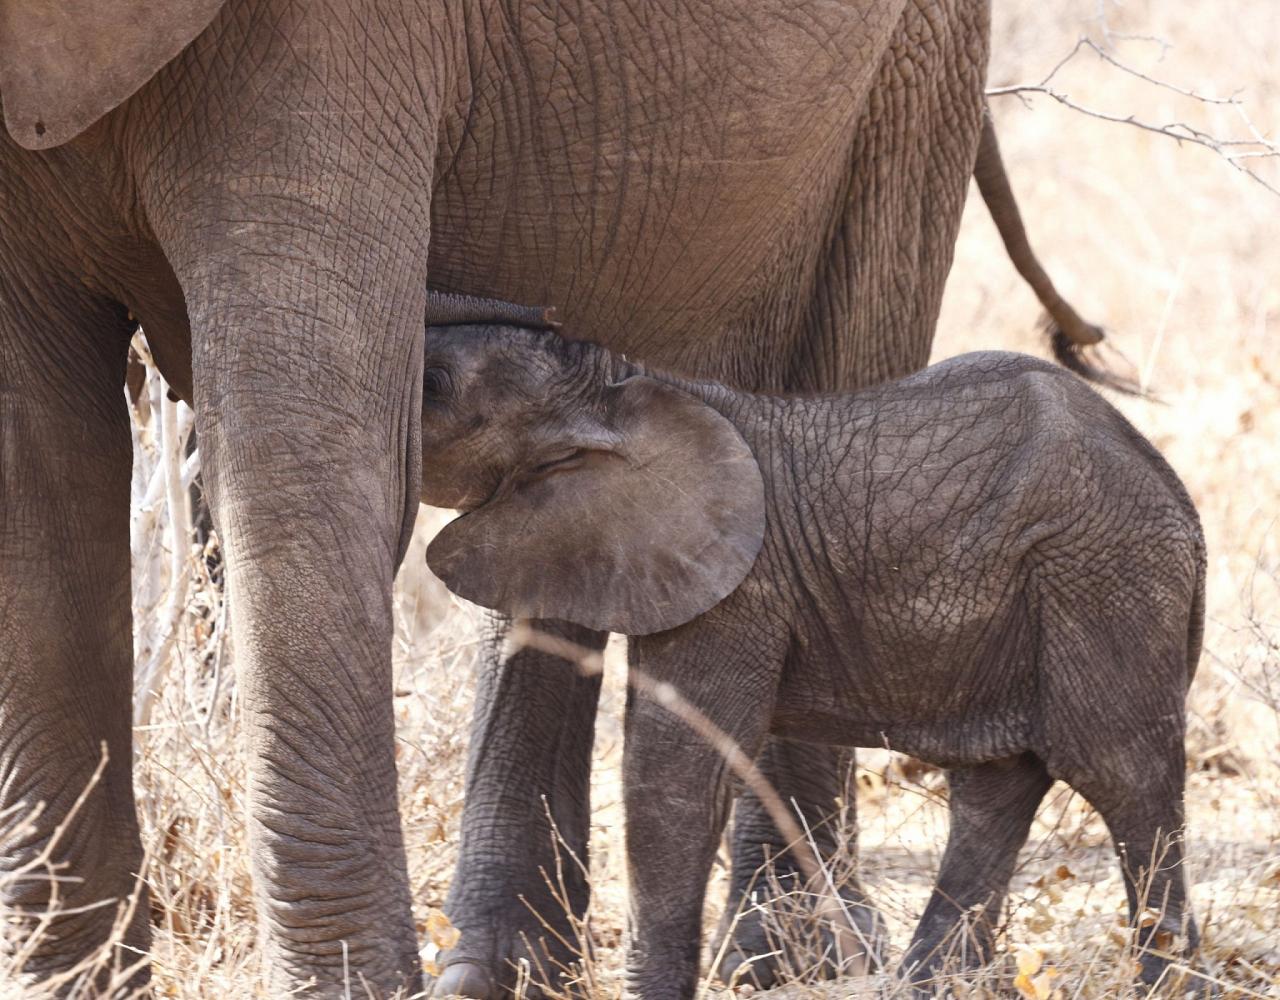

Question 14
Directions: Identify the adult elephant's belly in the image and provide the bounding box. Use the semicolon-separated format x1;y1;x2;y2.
426;0;918;387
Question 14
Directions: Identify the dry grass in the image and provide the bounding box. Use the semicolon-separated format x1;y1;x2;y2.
6;1;1277;996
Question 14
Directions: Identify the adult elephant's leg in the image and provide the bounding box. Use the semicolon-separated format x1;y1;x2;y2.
168;238;428;991
142;68;437;982
714;742;884;988
0;285;145;987
127;3;463;989
433;619;605;999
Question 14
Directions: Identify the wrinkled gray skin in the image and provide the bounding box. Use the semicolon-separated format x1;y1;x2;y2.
0;0;1114;994
418;324;1205;1000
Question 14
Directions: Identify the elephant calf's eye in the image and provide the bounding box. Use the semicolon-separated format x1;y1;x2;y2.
423;366;454;401
527;447;589;479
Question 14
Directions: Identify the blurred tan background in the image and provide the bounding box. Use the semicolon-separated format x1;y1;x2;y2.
85;2;1280;997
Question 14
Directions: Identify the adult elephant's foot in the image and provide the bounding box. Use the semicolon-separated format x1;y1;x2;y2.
430;619;607;998
713;869;887;988
428;882;586;999
430;961;497;999
712;739;884;989
428;907;577;999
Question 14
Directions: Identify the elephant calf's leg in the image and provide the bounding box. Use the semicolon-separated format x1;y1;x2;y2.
624;701;756;999
902;753;1051;986
0;292;146;988
1067;741;1198;987
624;631;784;1000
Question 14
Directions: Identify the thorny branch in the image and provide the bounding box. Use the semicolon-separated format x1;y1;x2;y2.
987;36;1280;197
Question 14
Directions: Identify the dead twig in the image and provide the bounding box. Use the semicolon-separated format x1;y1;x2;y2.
987;37;1280;197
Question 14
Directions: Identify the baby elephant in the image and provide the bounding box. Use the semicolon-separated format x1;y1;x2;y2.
417;309;1204;998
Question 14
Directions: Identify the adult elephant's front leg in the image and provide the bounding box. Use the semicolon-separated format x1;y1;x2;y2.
432;619;605;999
154;192;431;991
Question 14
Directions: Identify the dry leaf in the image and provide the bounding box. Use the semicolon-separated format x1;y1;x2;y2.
425;909;461;950
1015;951;1060;1000
1027;904;1056;934
1016;947;1043;977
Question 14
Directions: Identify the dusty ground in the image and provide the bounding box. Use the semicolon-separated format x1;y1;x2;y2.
9;0;1278;997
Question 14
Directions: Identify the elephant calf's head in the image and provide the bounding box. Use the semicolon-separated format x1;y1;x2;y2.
419;323;767;635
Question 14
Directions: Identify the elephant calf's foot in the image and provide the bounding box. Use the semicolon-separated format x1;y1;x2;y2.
1132;916;1201;993
713;873;887;988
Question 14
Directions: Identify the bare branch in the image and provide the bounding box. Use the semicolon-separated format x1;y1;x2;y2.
988;35;1280;198
1079;38;1236;104
1090;0;1174;55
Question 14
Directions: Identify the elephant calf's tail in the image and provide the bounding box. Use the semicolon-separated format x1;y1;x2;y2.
974;112;1138;394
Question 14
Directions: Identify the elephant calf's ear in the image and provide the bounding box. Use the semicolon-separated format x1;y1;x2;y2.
426;378;766;635
0;0;227;149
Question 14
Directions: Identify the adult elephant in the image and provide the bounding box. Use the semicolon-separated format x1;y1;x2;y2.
0;0;1103;995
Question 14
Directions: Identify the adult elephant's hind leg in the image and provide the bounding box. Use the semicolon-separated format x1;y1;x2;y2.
0;288;146;988
715;742;886;988
901;753;1051;988
433;619;605;999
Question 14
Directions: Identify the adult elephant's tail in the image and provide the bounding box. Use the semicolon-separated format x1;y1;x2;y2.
974;111;1138;393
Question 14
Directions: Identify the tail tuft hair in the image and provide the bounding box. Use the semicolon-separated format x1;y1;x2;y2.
1046;316;1146;397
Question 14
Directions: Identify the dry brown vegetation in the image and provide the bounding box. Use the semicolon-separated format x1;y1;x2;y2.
6;1;1277;996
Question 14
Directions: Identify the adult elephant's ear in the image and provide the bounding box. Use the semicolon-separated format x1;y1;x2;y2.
427;377;766;635
0;0;227;149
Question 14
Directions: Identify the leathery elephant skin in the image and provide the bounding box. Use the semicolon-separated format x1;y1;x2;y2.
416;323;1206;1000
0;0;999;994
